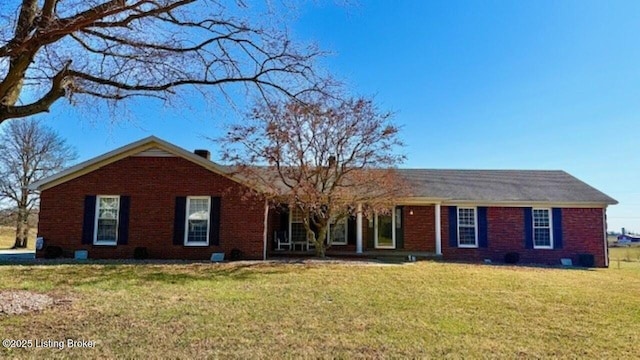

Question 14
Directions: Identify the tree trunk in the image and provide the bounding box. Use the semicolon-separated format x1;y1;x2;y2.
314;226;328;258
13;209;29;249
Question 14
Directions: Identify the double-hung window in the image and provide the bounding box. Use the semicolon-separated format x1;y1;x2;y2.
457;207;477;248
329;217;348;245
185;196;211;246
94;195;120;245
290;207;307;243
533;208;553;249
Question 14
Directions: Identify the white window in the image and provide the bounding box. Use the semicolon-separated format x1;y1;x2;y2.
94;195;120;245
533;208;553;249
457;207;477;248
329;217;348;245
184;197;211;246
290;207;307;243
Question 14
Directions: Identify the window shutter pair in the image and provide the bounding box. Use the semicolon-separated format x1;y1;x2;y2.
524;208;563;249
448;206;488;248
81;195;130;245
173;196;221;246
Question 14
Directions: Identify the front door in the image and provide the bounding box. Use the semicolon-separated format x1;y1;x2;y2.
375;214;394;248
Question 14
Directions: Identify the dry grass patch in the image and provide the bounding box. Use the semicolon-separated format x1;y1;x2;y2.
0;261;639;359
0;226;37;250
610;245;640;263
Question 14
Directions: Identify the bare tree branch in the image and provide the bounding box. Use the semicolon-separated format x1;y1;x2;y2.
0;0;331;123
221;95;407;257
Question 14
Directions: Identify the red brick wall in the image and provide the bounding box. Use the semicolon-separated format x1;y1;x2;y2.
561;208;606;267
403;206;436;252
360;206;435;252
38;156;267;260
441;206;607;267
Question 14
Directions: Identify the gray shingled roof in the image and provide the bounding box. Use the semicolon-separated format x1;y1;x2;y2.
398;169;617;204
30;136;616;205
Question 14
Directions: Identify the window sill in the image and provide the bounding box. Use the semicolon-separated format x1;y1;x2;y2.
533;246;553;250
458;244;478;249
184;242;209;247
93;242;117;246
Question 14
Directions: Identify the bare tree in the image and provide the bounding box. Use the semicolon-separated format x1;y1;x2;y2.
0;119;76;248
222;96;406;257
0;0;329;124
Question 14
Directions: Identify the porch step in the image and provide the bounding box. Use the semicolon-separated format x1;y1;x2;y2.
0;250;36;261
375;256;409;264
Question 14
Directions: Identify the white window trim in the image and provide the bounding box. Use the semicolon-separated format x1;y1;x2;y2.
93;195;120;246
289;207;306;244
328;217;348;245
184;196;211;246
457;207;478;248
374;208;396;249
532;208;554;249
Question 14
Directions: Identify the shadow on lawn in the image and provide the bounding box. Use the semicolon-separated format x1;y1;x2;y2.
0;261;307;288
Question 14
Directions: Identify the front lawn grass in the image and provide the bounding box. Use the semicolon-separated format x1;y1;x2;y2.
1;260;639;359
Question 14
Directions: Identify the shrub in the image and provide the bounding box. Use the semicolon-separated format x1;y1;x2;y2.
504;252;520;264
133;247;149;260
43;246;63;259
229;248;242;261
578;253;595;267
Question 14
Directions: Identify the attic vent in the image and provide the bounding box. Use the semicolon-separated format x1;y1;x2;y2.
194;149;210;160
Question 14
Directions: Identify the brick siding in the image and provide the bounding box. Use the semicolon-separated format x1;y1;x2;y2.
38;156;266;260
442;206;607;267
403;206;436;252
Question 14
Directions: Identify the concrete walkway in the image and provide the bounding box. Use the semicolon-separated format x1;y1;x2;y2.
0;249;36;260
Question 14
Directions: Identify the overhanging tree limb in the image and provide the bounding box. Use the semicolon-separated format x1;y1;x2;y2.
0;61;71;121
0;0;331;124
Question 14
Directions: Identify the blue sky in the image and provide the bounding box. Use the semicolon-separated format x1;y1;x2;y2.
28;1;640;232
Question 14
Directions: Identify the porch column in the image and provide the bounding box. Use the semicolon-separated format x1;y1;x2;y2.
356;203;363;254
435;203;442;255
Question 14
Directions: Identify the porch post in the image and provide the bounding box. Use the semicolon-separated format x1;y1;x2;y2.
435;203;442;255
356;203;363;254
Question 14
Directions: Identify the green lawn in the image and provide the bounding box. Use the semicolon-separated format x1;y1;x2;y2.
1;261;639;359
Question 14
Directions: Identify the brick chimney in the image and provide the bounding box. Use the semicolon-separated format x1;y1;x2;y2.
194;149;210;160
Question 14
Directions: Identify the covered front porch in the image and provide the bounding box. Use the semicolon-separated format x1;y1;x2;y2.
266;202;444;257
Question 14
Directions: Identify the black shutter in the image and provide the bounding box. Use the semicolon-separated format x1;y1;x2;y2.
117;196;131;245
210;197;221;246
81;195;97;245
395;207;404;249
279;207;289;232
366;216;374;249
524;207;533;249
448;206;458;247
347;216;356;245
478;207;488;248
552;208;563;249
173;197;186;245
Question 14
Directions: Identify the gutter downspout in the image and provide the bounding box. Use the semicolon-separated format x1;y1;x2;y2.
263;200;269;261
603;207;609;268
